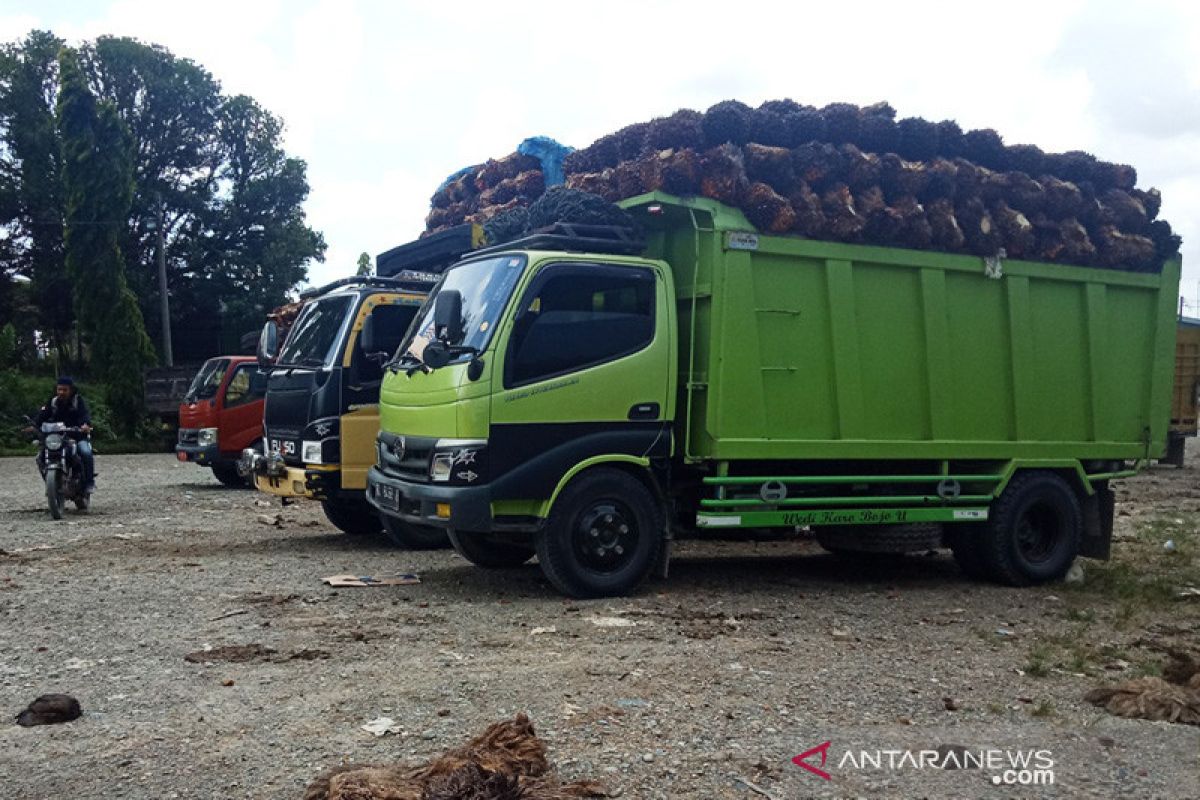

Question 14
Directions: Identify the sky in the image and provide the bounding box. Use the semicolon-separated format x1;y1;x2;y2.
3;0;1200;312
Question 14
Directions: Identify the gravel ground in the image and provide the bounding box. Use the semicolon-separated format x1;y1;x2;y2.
2;446;1199;799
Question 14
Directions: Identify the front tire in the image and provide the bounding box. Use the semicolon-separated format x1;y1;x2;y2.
976;471;1082;586
321;498;381;536
380;515;449;549
448;529;535;568
211;462;246;488
536;468;663;598
45;470;64;520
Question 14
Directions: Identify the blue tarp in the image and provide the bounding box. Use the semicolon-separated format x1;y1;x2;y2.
517;136;574;187
435;137;575;195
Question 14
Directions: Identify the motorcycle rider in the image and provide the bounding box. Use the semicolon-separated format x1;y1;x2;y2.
33;376;95;494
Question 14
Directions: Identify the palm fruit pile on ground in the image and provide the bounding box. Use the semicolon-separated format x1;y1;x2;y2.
423;100;1179;272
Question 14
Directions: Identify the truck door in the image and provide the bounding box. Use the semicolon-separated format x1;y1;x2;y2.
218;363;268;456
341;295;424;490
489;261;673;501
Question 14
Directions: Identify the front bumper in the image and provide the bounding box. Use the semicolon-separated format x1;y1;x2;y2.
176;442;219;464
252;466;342;500
366;465;494;531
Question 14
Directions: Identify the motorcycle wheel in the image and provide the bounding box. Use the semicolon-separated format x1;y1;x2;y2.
74;493;90;511
45;470;64;520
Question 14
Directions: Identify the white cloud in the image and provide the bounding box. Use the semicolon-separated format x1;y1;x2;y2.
3;0;1199;307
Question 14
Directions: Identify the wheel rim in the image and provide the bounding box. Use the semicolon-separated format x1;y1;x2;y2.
572;500;638;574
1015;501;1062;564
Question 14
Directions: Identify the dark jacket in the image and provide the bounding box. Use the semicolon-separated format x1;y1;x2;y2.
35;394;91;428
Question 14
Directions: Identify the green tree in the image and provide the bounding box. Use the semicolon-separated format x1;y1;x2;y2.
0;30;71;361
356;252;372;276
57;47;154;434
1;31;324;364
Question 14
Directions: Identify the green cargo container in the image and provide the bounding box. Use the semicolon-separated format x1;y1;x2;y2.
367;193;1181;598
652;196;1179;462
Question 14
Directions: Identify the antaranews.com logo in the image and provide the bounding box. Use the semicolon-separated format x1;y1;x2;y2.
793;741;1055;786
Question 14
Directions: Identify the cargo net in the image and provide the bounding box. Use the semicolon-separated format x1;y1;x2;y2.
424;100;1180;272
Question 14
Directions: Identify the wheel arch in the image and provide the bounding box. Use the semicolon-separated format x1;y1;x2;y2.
539;455;660;518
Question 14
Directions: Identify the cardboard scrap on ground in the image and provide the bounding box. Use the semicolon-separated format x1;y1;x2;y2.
323;574;420;588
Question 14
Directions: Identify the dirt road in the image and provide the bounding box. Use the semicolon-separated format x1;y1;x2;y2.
1;450;1198;798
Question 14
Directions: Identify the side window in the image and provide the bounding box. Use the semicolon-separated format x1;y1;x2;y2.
352;303;420;386
507;265;655;387
223;366;260;408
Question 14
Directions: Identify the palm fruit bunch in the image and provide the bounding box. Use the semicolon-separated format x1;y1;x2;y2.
423;100;1179;272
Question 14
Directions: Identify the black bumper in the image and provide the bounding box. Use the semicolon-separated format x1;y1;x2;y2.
367;465;494;531
176;443;220;464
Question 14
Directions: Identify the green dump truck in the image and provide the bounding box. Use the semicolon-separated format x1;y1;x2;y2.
365;193;1180;597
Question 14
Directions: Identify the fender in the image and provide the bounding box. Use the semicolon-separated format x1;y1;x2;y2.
537;454;653;518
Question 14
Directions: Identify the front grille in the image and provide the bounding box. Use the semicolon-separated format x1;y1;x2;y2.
178;428;198;445
377;432;434;483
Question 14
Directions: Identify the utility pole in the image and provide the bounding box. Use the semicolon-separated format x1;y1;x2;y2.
155;193;173;366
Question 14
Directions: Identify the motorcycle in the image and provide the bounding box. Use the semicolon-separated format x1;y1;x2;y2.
30;419;90;519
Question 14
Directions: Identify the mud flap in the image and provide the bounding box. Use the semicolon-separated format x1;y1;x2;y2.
1079;484;1114;560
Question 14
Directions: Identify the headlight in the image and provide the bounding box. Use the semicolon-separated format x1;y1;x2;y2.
45;434;64;450
197;427;218;447
430;452;454;482
302;440;323;464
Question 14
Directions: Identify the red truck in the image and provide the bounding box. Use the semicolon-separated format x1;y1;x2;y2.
175;356;268;486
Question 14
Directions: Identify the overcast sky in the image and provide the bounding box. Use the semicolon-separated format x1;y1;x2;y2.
4;0;1199;311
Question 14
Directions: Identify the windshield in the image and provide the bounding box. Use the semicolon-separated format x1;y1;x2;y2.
399;255;526;363
185;358;230;401
277;295;354;367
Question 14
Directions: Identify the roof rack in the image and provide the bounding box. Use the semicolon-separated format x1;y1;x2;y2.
376;223;484;276
299;273;438;301
470;222;645;258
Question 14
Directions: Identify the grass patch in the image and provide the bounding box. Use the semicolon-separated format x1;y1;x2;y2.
1024;644;1053;678
1030;700;1055;718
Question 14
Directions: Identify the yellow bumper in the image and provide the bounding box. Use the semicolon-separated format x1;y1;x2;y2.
254;466;314;499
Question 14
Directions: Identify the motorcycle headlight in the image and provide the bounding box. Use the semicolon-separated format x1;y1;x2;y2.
430;452;454;482
197;427;219;447
45;434;64;450
301;440;323;464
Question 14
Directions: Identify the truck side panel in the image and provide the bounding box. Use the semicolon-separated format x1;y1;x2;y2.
633;194;1180;463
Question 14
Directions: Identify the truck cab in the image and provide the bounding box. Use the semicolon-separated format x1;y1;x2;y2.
243;273;442;546
176;355;267;486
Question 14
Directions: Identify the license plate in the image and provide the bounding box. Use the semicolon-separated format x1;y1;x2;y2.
375;483;400;510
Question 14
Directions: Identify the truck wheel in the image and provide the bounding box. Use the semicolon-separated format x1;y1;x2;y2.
448;529;535;568
1164;433;1186;468
945;524;995;581
381;515;449;549
978;471;1081;586
536;468;663;598
211;462;246;488
45;471;64;520
815;523;942;555
321;498;382;536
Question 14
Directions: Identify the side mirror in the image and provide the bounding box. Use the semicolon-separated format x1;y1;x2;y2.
360;312;378;354
257;321;279;368
423;339;451;369
433;290;464;343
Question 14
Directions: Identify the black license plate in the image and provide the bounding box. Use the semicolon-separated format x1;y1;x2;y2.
375;483;400;510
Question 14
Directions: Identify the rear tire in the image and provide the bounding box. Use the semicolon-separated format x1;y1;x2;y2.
74;493;90;512
211;462;247;488
814;523;943;555
946;524;995;580
536;468;663;598
45;471;63;520
977;471;1082;586
448;529;535;568
380;515;449;549
321;498;381;536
